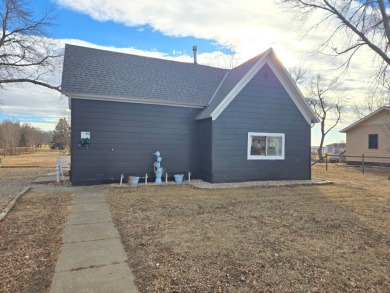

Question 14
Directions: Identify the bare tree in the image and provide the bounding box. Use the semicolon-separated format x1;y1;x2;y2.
280;0;390;87
288;65;307;85
0;120;20;150
0;120;52;150
0;0;62;92
36;129;52;146
223;51;240;69
353;86;390;118
307;74;343;159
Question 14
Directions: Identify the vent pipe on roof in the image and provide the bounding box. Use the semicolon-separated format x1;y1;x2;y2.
193;46;197;64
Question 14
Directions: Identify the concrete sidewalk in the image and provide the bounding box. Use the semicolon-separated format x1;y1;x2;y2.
50;186;139;293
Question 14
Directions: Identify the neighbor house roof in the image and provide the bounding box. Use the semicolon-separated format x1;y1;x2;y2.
340;106;390;133
62;44;319;124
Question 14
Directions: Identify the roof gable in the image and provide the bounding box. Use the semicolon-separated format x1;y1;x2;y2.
340;106;390;133
195;49;319;124
195;50;268;120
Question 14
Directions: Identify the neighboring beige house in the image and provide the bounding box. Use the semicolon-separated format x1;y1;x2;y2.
340;106;390;166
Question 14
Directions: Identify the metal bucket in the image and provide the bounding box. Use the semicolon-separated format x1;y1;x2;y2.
129;176;140;185
174;174;184;183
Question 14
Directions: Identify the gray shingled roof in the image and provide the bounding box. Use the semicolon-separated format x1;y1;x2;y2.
195;52;266;119
61;44;228;107
61;45;304;121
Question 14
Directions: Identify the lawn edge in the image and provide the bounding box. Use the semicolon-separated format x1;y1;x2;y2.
0;186;31;221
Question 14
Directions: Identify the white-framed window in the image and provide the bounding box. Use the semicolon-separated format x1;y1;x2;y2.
247;132;285;160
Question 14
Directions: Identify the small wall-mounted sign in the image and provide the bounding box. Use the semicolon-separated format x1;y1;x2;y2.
79;131;91;148
81;131;91;139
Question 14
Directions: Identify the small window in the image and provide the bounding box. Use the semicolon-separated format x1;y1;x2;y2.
368;134;378;149
247;132;285;160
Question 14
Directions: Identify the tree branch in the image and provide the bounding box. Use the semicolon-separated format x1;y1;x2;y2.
322;0;390;66
0;0;62;94
377;0;390;44
0;79;61;92
280;0;390;87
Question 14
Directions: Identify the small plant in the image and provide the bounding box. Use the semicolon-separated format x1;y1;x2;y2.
79;137;91;148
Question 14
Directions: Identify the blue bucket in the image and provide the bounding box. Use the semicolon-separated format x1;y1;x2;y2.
174;174;184;183
129;176;140;185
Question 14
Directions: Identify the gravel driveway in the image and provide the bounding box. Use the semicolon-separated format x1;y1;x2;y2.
0;168;52;211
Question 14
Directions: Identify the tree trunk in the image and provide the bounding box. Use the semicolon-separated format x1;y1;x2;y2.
318;121;326;160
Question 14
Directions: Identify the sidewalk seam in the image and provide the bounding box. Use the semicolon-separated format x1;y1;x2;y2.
63;237;120;244
55;261;125;273
67;221;113;226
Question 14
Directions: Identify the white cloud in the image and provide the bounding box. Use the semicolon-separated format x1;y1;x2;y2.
0;83;67;127
57;0;301;60
56;0;381;93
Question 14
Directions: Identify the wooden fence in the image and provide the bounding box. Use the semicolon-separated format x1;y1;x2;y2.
2;147;36;157
312;153;390;177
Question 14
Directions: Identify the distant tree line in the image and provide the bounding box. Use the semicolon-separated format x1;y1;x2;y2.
0;120;52;149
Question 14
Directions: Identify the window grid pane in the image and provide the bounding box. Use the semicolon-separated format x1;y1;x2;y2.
250;136;266;156
267;136;282;156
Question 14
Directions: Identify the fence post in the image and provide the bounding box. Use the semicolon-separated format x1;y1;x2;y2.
326;153;328;171
56;157;61;183
362;154;365;174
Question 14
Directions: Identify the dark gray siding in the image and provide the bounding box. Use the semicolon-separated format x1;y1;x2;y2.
212;63;311;182
71;99;201;185
198;118;213;182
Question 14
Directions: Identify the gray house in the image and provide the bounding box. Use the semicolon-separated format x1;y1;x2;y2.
61;44;319;185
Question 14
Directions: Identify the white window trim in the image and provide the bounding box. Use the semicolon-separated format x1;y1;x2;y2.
247;132;285;160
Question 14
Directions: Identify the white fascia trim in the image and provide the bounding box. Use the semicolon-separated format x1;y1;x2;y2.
210;48;273;120
65;93;205;109
247;132;285;160
266;58;319;125
208;71;229;106
209;49;319;125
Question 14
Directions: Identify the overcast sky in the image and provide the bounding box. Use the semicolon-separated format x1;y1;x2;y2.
0;0;381;145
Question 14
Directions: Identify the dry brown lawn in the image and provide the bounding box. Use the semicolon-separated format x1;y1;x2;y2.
107;164;390;292
0;147;72;292
1;148;66;168
0;185;72;293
